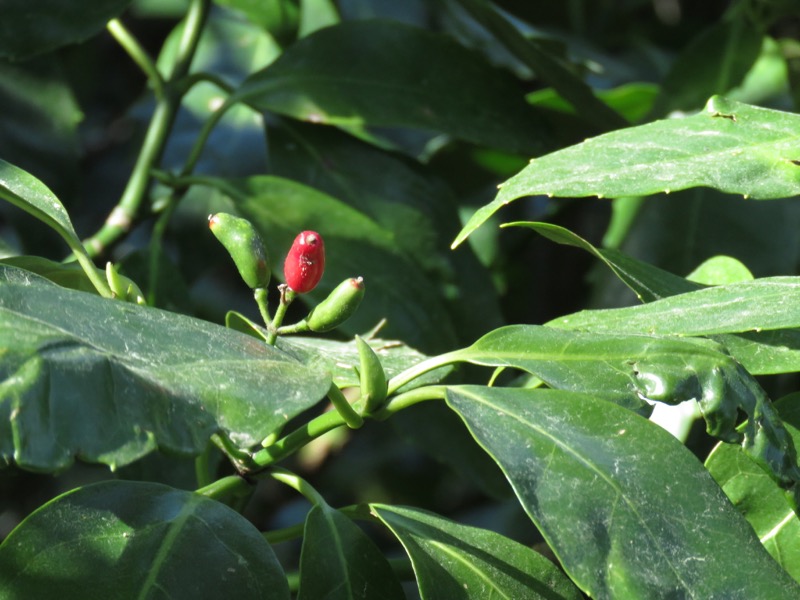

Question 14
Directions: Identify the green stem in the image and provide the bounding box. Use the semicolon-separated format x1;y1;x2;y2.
168;0;210;81
83;89;176;257
194;443;213;488
254;287;272;327
107;19;165;100
266;286;295;345
262;521;305;545
212;432;257;472
251;409;346;470
327;382;364;429
371;385;447;420
276;320;311;335
82;0;210;258
180;98;236;177
386;351;460;396
270;467;327;506
146;194;180;305
196;474;251;501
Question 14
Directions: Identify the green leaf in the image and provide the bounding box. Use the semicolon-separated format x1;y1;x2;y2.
502;221;699;302
454;97;800;247
686;255;754;285
298;503;404;600
0;0;134;60
0;480;289;599
189;174;460;352
233;20;551;154
0;158;83;249
213;0;299;43
0;256;98;294
449;324;800;490
553;278;800;375
0;265;330;472
446;385;800;598
527;82;659;123
370;503;583;600
706;393;800;585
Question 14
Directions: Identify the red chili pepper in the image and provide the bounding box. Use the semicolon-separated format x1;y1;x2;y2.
283;231;325;293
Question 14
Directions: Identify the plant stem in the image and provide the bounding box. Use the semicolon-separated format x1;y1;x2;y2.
270;467;327;506
146;193;179;305
82;0;210;258
386;351;460;395
180;98;235;177
254;287;272;327
251;408;346;470
326;382;364;429
262;521;305;545
266;286;295;345
195;474;251;500
106;19;165;100
371;385;447;420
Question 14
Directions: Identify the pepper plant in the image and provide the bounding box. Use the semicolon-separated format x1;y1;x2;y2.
4;0;800;598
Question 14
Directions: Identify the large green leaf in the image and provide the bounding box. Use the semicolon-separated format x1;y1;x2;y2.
454;97;800;247
0;480;289;599
552;277;800;375
447;325;800;490
0;265;330;472
233;19;551;154
188;174;460;352
370;503;583;600
298;503;404;600
446;386;800;599
706;394;800;584
0;0;134;60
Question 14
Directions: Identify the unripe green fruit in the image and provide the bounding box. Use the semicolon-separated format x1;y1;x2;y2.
306;277;365;332
208;213;270;289
356;335;388;414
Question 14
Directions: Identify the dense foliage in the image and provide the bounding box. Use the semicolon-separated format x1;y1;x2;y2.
3;0;800;598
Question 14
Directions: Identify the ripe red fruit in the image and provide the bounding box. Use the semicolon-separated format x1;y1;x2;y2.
284;231;325;293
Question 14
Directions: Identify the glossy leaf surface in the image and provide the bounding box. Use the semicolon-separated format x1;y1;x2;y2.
707;394;800;584
298;503;404;600
0;480;289;599
370;503;583;599
448;325;800;491
455;97;800;246
0;265;330;471
234;20;550;154
0;158;83;250
446;385;800;599
553;277;800;375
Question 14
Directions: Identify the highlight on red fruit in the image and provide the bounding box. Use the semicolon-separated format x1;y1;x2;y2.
283;231;325;293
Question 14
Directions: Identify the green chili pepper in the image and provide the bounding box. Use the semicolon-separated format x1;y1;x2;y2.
208;213;270;289
306;277;365;332
356;335;388;414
